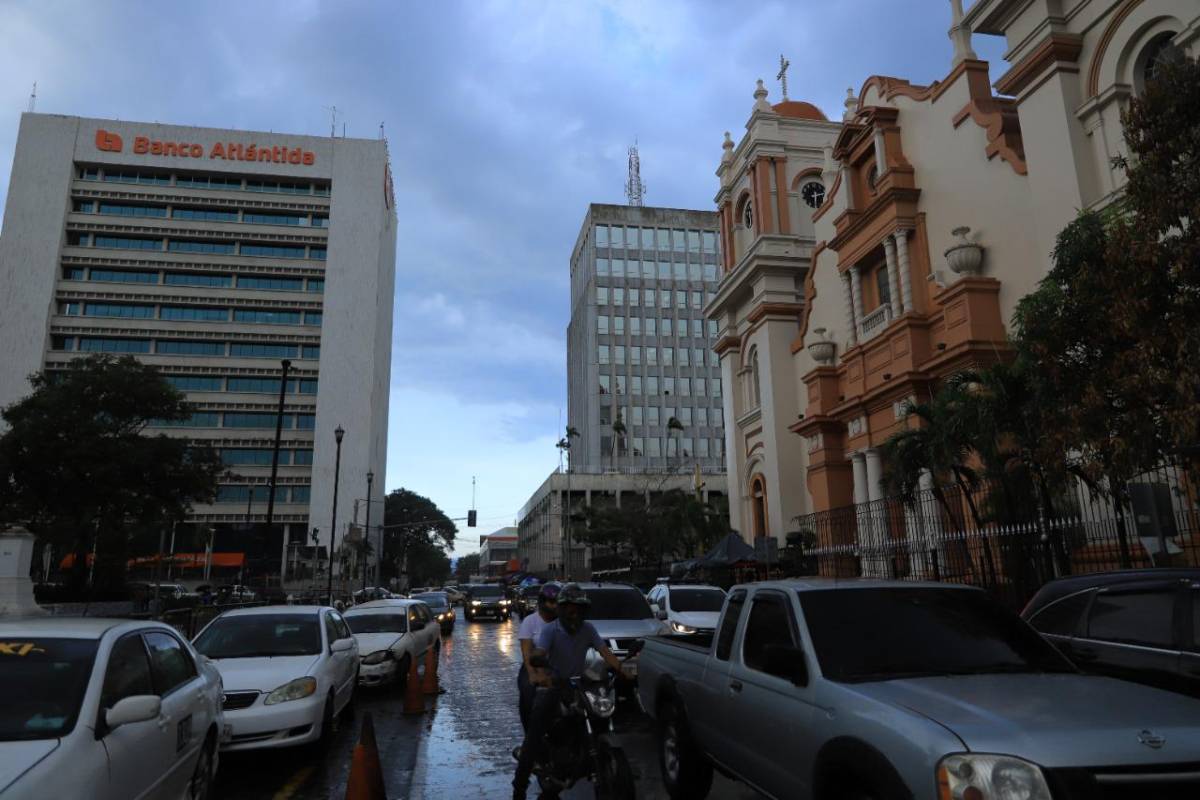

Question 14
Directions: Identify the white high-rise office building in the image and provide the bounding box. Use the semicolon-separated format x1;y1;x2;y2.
0;113;397;583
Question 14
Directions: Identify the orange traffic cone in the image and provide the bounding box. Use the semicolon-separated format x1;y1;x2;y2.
344;712;387;800
402;654;425;715
421;646;440;695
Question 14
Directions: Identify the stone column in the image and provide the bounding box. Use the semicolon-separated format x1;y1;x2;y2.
873;129;887;173
864;448;884;501
0;526;44;617
849;265;864;340
842;272;859;347
895;228;914;313
883;236;902;318
864;448;886;577
851;452;868;505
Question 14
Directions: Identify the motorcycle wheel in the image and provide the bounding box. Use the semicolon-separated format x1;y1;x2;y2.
593;744;635;800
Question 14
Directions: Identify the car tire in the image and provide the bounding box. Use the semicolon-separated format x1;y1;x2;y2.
317;693;336;749
189;734;216;800
395;654;412;692
658;698;713;800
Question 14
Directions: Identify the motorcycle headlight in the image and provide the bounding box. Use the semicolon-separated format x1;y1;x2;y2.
437;613;446;620
937;754;1051;800
500;599;510;605
471;600;482;606
263;676;317;705
670;621;697;634
583;688;616;719
361;650;393;665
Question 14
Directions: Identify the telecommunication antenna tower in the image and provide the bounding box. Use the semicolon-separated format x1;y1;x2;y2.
625;141;646;207
28;83;37;113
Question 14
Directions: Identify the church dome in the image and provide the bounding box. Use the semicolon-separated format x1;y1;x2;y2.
772;100;828;121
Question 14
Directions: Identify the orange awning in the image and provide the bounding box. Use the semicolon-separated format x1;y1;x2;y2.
60;552;245;569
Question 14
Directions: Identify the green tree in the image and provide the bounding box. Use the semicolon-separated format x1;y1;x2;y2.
381;488;457;589
0;355;223;587
454;552;481;584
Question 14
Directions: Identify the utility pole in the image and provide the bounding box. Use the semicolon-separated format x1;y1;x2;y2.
328;426;345;605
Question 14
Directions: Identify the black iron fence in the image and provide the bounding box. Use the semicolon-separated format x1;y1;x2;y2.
793;461;1200;610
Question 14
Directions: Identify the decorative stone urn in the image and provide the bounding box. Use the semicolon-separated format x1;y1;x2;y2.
807;327;837;365
0;525;45;617
945;226;984;275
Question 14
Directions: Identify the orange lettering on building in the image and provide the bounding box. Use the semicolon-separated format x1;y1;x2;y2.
98;129;316;165
96;129;124;153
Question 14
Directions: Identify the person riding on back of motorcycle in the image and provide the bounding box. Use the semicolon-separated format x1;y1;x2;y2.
516;582;560;731
513;583;631;799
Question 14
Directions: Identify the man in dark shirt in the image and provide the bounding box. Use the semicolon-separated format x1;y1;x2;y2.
512;583;630;799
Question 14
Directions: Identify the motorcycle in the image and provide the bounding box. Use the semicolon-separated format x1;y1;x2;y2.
525;642;642;799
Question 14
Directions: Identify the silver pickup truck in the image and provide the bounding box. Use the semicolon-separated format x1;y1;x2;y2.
637;578;1200;800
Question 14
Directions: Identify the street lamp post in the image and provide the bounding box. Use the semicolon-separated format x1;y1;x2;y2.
362;470;374;594
328;425;344;606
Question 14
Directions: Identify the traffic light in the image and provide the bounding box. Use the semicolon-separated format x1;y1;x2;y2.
467;510;477;527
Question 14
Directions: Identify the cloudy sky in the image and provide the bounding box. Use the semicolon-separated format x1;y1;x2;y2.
0;1;1005;557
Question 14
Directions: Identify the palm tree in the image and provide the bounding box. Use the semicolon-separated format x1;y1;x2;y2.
667;416;684;470
611;413;627;472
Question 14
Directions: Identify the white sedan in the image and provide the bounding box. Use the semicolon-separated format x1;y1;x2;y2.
646;583;727;635
192;606;358;751
344;599;441;688
0;618;225;800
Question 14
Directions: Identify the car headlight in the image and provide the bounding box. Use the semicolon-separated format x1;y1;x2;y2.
583;688;617;719
471;600;482;606
500;599;510;605
263;677;317;705
937;754;1051;800
437;613;446;620
361;650;394;666
670;621;697;634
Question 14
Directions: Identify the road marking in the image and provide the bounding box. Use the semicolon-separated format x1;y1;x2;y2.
272;764;316;800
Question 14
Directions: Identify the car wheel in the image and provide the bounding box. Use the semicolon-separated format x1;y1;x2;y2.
658;699;713;800
395;654;411;691
189;735;216;800
317;693;336;748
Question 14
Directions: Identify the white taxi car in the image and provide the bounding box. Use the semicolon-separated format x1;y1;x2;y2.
192;606;358;751
0;618;225;800
343;599;441;688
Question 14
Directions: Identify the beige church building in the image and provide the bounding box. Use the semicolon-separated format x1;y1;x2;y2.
707;0;1199;556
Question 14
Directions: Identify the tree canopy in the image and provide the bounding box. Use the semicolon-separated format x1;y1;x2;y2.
0;355;223;583
381;488;456;587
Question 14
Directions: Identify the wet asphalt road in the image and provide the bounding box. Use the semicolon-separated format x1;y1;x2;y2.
215;613;762;799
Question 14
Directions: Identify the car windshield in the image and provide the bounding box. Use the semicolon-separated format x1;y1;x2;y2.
345;613;408;634
471;586;502;599
0;638;98;741
193;614;322;658
414;594;449;611
586;588;653;620
670;588;726;612
800;588;1076;682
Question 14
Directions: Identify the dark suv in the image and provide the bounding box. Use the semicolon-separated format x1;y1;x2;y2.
464;583;511;621
1022;568;1200;697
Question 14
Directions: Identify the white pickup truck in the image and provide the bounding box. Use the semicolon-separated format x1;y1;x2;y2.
636;578;1200;800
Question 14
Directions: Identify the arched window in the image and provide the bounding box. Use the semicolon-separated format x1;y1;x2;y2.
1137;33;1178;93
742;199;754;229
746;346;762;409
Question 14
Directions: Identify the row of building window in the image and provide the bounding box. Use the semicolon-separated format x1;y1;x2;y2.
73;200;328;228
67;233;326;260
600;405;724;428
598;435;724;459
51;336;320;360
164;375;318;394
215;485;312;503
595;225;717;254
598;374;722;397
219;448;314;466
597;318;718;339
596;259;718;282
595;345;715;369
597;345;719;368
78;166;330;196
150;412;315;429
598;287;714;309
59;302;322;327
62;267;323;292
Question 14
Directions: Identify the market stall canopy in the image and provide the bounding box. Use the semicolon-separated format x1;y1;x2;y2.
699;533;756;566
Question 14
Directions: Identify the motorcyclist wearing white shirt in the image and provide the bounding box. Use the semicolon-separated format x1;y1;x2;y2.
516;582;560;730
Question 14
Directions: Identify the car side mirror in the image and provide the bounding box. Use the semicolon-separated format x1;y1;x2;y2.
331;638;355;653
105;695;161;731
529;648;549;669
762;644;808;686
